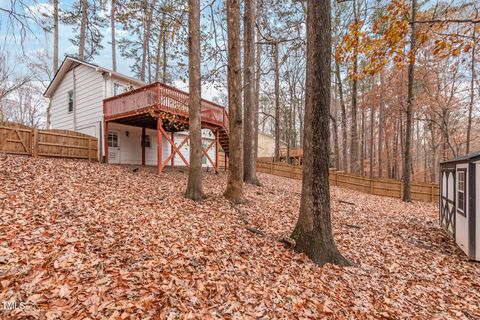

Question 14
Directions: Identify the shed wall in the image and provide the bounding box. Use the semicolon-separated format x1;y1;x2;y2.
476;162;480;259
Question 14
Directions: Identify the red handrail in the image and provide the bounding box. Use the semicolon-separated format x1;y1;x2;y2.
104;82;227;127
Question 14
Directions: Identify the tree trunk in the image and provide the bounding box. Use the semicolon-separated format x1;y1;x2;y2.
430;120;437;183
243;0;259;185
369;102;374;178
378;73;384;178
53;0;59;73
360;101;365;176
111;0;117;71
298;99;304;148
254;0;262;161
393;117;399;179
48;0;59;129
331;114;340;170
335;61;348;172
254;42;261;160
349;0;359;174
162;28;168;83
224;0;243;202
185;0;204;200
273;42;280;162
402;0;416;202
78;0;87;60
155;24;162;82
415;113;420;180
291;0;349;266
466;28;476;155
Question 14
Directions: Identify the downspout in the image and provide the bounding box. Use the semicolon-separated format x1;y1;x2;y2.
73;67;77;131
101;71;111;162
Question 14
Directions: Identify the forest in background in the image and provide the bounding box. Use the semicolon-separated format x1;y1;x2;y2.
1;0;479;185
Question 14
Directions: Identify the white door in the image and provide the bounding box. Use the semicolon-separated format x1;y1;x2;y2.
108;130;120;164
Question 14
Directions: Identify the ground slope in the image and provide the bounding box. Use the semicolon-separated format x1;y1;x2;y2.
0;156;479;319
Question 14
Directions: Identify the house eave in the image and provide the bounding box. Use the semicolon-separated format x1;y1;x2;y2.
43;56;146;98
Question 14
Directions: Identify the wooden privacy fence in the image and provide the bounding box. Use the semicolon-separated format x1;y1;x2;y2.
256;160;439;203
0;122;98;160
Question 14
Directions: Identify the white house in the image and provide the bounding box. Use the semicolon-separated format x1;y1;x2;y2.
44;56;228;172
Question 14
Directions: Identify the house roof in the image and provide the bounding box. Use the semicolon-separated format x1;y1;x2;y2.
43;56;146;98
440;151;480;165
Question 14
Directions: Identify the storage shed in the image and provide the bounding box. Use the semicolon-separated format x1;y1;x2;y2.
440;152;480;261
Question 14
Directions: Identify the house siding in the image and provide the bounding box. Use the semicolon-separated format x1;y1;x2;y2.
50;68;75;130
108;123;216;167
51;65;104;132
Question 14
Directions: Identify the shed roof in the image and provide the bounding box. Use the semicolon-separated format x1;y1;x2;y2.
44;56;146;98
440;151;480;165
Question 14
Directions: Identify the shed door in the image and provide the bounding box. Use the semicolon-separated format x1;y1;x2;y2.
108;130;120;164
455;166;469;256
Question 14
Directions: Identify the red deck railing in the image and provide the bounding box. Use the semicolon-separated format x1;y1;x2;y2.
104;82;227;128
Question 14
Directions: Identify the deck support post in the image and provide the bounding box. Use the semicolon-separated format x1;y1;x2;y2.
224;152;228;171
215;130;219;174
157;118;162;174
171;132;175;167
104;120;109;164
141;127;146;166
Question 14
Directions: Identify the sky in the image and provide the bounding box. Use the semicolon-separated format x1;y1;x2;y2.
0;0;222;100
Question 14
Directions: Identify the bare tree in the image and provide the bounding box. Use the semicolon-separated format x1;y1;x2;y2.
291;0;349;266
273;42;280;162
185;0;205;200
224;0;244;202
78;0;88;60
0;54;29;104
335;61;348;171
378;72;385;178
466;27;476;154
349;0;360;174
403;0;417;202
111;0;117;71
243;0;260;185
53;0;59;73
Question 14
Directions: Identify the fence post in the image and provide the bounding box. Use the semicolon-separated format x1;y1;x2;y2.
29;129;34;156
400;182;403;200
270;160;273;174
87;138;91;161
335;172;339;186
32;128;39;158
370;179;373;194
431;184;434;202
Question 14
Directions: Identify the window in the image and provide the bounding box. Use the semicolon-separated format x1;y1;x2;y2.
108;131;119;148
144;135;151;148
457;169;466;215
114;83;127;96
67;91;74;112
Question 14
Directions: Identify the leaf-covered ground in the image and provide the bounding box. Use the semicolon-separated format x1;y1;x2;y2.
0;156;479;319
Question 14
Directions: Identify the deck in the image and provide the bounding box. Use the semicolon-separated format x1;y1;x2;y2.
103;82;229;173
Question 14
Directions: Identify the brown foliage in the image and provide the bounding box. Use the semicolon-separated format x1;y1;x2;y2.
0;156;479;318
